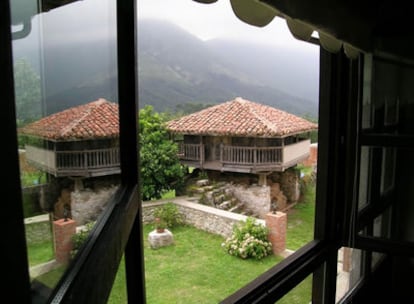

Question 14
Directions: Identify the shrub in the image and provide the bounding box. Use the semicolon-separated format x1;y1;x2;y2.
153;202;184;228
71;221;95;258
222;217;272;260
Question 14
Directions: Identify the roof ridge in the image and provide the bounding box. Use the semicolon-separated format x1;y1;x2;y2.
244;99;281;134
166;97;318;137
60;100;104;137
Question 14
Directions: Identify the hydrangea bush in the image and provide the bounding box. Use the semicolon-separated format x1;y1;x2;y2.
222;217;273;260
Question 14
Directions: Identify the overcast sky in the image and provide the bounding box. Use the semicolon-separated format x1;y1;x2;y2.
13;0;317;55
138;0;316;51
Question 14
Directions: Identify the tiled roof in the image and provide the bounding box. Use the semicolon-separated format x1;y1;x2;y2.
166;97;318;137
18;98;119;141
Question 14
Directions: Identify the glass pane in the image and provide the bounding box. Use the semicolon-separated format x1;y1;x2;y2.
11;0;119;301
362;55;373;129
358;147;371;210
371;208;392;270
380;148;396;194
278;274;313;304
138;0;319;302
371;251;385;271
336;247;363;302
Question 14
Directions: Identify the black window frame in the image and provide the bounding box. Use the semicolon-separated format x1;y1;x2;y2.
5;0;402;303
4;0;145;303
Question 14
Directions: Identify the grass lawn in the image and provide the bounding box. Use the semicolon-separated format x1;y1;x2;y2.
34;223;312;303
30;170;316;303
286;183;316;250
109;225;282;303
108;224;312;304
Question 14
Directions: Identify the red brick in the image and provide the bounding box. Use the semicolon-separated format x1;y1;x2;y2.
265;212;287;255
53;219;76;264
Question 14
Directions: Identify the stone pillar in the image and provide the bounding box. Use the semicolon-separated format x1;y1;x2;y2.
265;212;287;255
53;218;76;264
258;174;267;186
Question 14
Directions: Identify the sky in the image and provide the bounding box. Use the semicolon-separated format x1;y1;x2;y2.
13;0;318;54
11;0;319;102
137;0;316;50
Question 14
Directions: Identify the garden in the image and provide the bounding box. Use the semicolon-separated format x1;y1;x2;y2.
27;176;315;303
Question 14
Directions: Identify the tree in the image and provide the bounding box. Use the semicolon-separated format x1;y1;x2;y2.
302;114;318;143
139;105;185;200
13;58;42;126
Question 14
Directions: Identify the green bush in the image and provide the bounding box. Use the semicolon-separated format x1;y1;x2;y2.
71;221;95;258
153;202;184;229
222;217;272;260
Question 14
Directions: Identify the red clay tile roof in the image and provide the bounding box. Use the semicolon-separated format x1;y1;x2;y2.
18;98;119;141
166;97;318;137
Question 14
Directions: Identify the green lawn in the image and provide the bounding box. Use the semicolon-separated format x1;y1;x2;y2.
108;225;312;304
33;223;312;303
286;183;316;250
109;225;282;303
30;173;316;303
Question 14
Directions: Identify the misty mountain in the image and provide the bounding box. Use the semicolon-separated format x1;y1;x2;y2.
13;19;319;118
137;19;318;117
206;39;319;103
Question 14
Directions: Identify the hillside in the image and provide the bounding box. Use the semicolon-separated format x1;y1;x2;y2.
13;19;319;118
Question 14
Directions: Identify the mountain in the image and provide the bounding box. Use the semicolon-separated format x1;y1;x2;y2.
137;19;319;117
13;19;319;118
206;38;319;104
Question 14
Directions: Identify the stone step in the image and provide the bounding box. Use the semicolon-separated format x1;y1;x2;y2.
218;200;232;209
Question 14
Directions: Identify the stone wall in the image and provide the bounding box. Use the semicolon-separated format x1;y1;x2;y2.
228;184;271;218
268;168;300;205
143;198;286;254
204;169;300;212
142;198;265;238
71;185;119;225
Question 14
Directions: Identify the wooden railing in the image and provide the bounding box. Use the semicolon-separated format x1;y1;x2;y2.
25;145;120;176
179;144;283;165
178;140;310;169
222;146;283;165
178;143;203;161
56;148;120;170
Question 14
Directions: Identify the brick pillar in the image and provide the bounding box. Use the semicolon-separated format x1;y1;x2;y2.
265;212;287;255
53;218;76;264
342;247;352;272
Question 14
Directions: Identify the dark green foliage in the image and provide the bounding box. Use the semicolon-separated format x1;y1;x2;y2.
13;59;42;126
139;106;186;200
232;217;269;241
71;221;95;258
153;202;184;229
22;191;44;218
301;114;318;143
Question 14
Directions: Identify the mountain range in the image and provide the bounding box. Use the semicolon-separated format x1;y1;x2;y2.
13;19;319;118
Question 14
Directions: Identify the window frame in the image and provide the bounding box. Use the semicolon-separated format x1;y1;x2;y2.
47;0;145;302
5;0;401;303
3;0;32;302
3;0;145;303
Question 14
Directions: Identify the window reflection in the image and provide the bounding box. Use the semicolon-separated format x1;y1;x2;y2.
336;247;362;302
12;0;119;301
